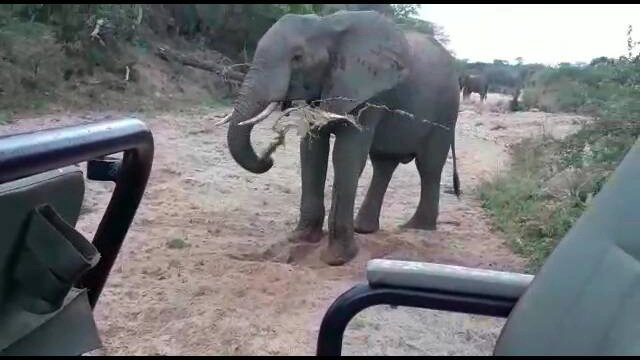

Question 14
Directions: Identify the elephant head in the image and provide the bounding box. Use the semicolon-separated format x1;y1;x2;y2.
223;11;411;174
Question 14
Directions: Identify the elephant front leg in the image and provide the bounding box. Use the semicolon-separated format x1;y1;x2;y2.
288;132;330;244
322;125;374;266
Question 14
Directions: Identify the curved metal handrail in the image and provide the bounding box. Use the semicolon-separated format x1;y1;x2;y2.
316;284;516;356
0;118;154;308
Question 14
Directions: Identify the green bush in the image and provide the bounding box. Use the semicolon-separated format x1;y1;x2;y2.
0;4;143;44
481;52;640;271
522;61;640;113
478;139;588;271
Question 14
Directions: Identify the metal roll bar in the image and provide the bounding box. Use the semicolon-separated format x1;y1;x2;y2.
0;118;154;308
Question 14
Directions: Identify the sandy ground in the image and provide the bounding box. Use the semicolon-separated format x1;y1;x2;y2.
0;93;589;355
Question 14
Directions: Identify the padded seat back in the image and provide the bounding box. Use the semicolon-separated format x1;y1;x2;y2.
495;141;640;355
0;167;102;355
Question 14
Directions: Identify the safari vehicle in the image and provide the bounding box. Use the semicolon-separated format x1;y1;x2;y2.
2;117;639;356
0;118;153;355
316;138;640;356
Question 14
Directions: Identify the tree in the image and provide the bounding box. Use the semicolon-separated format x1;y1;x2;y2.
625;24;640;64
390;4;420;21
590;56;612;67
627;25;635;60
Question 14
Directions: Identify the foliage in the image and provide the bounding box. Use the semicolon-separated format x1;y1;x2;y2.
0;4;143;44
0;4;447;61
521;61;640;113
480;27;640;271
0;3;451;115
390;4;419;20
387;5;450;46
153;4;450;59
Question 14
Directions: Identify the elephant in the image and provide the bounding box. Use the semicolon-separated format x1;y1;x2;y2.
460;74;489;102
221;11;461;265
509;87;522;111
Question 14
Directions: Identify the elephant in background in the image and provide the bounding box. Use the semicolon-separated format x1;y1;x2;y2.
221;11;461;265
460;73;489;102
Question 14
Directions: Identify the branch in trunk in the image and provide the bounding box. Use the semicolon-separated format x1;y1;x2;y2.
274;97;449;131
263;97;450;156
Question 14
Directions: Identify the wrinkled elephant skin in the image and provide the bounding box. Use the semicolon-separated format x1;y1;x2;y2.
223;11;461;265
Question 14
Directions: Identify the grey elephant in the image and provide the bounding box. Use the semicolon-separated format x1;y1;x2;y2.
460;73;489;102
221;11;461;265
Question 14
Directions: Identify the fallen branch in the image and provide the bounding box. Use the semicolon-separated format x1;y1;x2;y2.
124;66;130;82
155;46;246;83
136;5;143;25
90;18;106;47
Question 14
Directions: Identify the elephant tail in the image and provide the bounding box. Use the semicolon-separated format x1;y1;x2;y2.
451;136;461;198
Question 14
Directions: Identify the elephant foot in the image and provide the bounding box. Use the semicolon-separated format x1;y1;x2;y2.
400;219;436;231
354;216;380;234
287;227;324;244
320;240;359;266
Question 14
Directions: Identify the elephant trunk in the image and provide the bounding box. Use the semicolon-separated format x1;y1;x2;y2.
225;50;291;174
226;86;275;174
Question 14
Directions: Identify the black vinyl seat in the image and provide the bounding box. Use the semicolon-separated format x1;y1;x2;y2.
0;167;101;355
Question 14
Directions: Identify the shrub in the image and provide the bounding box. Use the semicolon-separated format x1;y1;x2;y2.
480;29;640;271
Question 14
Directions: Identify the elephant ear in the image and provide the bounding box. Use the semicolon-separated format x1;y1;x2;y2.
319;11;410;115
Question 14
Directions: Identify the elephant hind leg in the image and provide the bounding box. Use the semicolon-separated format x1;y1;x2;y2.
355;156;399;234
401;131;452;231
463;89;472;101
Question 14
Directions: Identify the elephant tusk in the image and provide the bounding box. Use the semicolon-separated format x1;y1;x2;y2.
238;102;278;126
214;111;235;126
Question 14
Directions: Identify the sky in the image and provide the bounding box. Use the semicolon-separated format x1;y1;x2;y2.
418;4;640;65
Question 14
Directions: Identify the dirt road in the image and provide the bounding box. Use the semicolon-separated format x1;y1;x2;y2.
0;94;588;355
